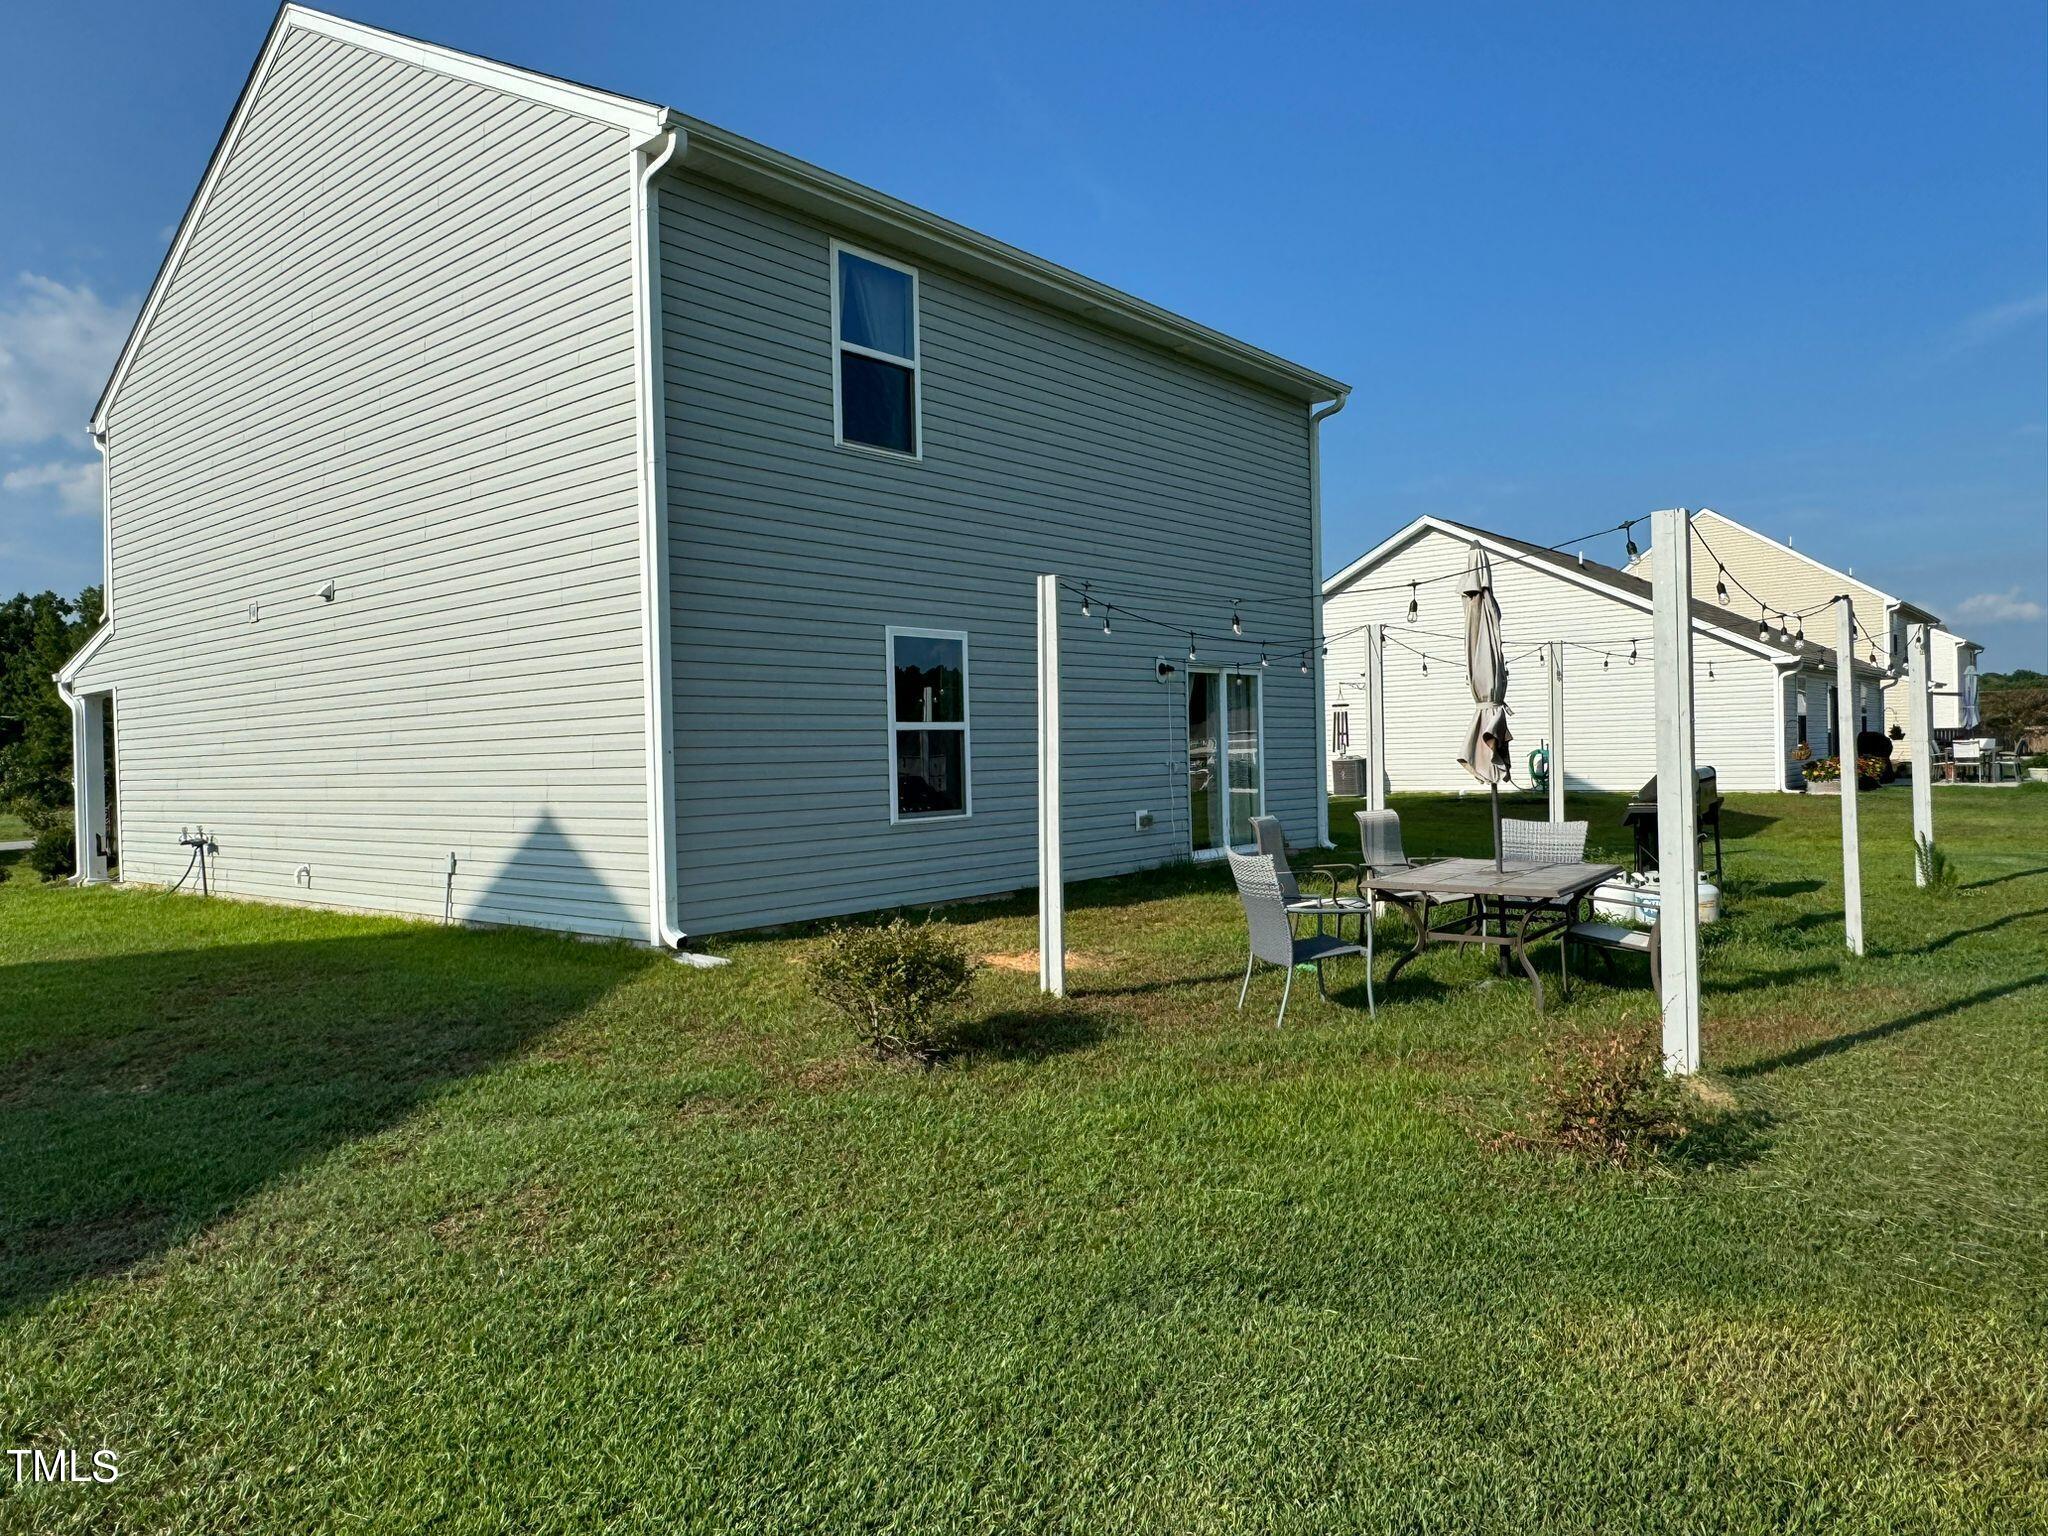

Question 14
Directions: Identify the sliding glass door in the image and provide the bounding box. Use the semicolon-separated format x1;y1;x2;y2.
1187;671;1262;855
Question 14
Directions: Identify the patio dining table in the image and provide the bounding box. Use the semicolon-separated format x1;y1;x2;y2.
1364;855;1621;1017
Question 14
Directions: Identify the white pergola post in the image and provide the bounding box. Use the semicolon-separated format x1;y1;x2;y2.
1836;598;1865;954
1649;508;1701;1075
1365;623;1388;813
1546;640;1566;823
1908;621;1935;883
1035;574;1065;996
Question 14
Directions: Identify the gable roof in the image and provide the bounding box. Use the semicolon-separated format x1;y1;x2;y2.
92;5;1346;436
1326;514;1887;676
1629;509;1947;629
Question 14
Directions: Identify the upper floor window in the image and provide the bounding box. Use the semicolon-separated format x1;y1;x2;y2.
833;244;920;458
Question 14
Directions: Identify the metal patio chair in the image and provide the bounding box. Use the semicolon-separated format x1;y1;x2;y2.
1250;815;1370;939
1227;850;1373;1025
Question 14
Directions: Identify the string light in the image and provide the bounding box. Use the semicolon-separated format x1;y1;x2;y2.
1230;600;1243;636
1716;567;1729;604
1101;614;1112;636
1602;655;1610;670
1079;583;1092;619
1757;612;1768;642
1420;657;1429;676
1406;581;1419;623
1707;661;1716;680
1259;652;1269;668
1777;613;1791;643
1625;523;1640;560
1186;632;1197;663
1795;617;1805;649
1300;655;1310;675
1629;639;1639;665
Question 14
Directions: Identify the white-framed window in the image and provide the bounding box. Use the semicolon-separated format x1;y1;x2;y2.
886;627;969;821
832;241;921;459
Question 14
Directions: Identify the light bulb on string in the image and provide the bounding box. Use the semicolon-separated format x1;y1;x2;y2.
1716;567;1729;604
1629;639;1638;665
1406;581;1418;623
1707;661;1716;681
1230;601;1242;636
1079;583;1091;619
1101;614;1111;636
1625;524;1640;560
1420;656;1429;676
1777;613;1790;642
1795;617;1805;649
1187;633;1197;664
1300;655;1310;675
1259;652;1269;669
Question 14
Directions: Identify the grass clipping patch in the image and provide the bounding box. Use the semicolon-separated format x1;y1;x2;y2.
1486;1023;1739;1168
805;917;977;1064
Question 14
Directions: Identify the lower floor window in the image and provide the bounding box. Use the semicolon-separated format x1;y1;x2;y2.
888;628;969;820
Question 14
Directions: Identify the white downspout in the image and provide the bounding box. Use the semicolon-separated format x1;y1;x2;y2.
629;122;723;966
1308;390;1350;846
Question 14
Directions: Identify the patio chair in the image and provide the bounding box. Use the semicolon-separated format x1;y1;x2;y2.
1499;818;1589;865
1353;810;1431;916
1250;815;1369;938
1227;850;1374;1025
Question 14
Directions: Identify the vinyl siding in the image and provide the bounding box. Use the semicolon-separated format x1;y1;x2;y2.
658;172;1316;934
66;26;650;936
1322;525;1798;796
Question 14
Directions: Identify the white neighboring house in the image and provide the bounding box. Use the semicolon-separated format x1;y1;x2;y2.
1927;629;1985;733
1622;509;1974;744
1321;517;1887;797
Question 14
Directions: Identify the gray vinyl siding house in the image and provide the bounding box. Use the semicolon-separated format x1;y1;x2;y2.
60;6;1347;947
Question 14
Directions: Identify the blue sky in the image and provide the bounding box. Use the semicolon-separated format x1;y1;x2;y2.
3;1;2043;665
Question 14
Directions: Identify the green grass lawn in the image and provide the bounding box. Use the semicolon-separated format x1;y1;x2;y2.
0;810;28;842
2;787;2043;1532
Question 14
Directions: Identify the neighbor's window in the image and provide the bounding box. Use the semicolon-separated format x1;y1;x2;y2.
888;628;968;820
834;244;920;457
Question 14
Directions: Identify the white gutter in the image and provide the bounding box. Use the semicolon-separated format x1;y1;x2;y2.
629;122;723;966
1308;391;1350;845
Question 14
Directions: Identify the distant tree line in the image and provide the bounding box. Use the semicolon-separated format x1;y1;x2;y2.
0;587;103;871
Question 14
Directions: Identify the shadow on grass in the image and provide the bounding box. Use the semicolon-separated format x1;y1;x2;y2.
1962;865;2048;891
1666;1106;1777;1170
0;921;651;1318
944;1007;1112;1064
1717;808;1780;840
1920;906;2048;953
1724;974;2048;1078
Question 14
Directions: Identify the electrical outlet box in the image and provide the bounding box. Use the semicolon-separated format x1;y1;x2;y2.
1134;809;1154;831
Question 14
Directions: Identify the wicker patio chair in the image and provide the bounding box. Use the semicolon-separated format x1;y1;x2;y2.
1499;818;1589;865
1227;850;1373;1025
1250;815;1369;938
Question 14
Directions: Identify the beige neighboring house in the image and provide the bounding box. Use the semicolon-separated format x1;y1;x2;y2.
1322;516;1886;797
1624;508;1976;746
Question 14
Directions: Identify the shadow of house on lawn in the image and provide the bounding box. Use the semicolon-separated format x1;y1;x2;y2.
0;820;654;1319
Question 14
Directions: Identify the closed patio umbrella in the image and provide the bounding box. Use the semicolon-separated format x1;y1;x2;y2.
1457;543;1512;870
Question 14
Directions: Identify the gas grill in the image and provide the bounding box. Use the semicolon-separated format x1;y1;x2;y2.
1621;767;1723;880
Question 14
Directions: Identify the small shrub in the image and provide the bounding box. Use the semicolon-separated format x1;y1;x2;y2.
805;917;976;1062
1488;1025;1690;1167
1914;834;1959;894
25;820;76;881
